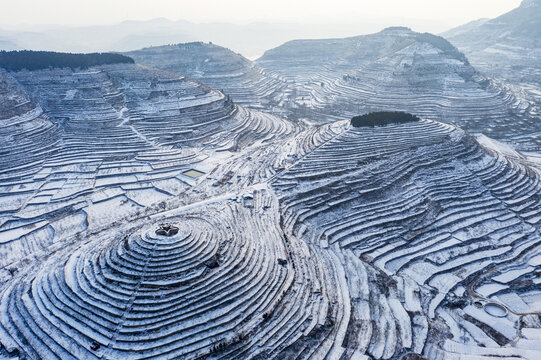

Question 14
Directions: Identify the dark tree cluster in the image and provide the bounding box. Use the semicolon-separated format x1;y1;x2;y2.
351;111;420;128
0;50;134;72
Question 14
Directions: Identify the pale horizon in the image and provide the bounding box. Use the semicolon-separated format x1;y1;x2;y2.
1;0;522;34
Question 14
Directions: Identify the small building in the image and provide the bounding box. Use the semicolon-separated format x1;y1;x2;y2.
242;194;254;208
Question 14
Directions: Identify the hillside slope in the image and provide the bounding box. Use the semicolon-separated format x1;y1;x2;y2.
125;42;285;110
257;27;539;151
443;0;541;100
1;116;540;359
0;70;60;172
0;63;295;268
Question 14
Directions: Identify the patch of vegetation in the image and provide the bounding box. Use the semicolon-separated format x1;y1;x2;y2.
0;50;134;71
383;26;412;32
350;111;420;128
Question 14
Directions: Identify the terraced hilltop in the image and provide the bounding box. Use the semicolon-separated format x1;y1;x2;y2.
443;0;541;104
256;27;540;152
0;63;294;268
125;43;285;111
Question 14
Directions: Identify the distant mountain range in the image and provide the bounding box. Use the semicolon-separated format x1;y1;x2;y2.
443;0;541;51
442;0;541;91
0;19;311;59
0;18;424;60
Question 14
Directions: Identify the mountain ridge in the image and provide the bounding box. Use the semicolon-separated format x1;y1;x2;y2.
442;0;541;111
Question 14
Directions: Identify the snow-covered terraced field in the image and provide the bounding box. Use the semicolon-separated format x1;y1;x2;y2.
0;189;338;359
256;27;541;152
126;43;286;111
1;59;541;359
0;64;294;268
3;112;541;359
270;119;541;359
0;71;61;174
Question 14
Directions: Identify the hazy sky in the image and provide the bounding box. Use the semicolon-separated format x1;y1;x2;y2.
1;0;522;30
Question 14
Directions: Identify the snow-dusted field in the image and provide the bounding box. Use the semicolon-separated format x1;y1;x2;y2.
255;28;541;153
1;46;541;359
